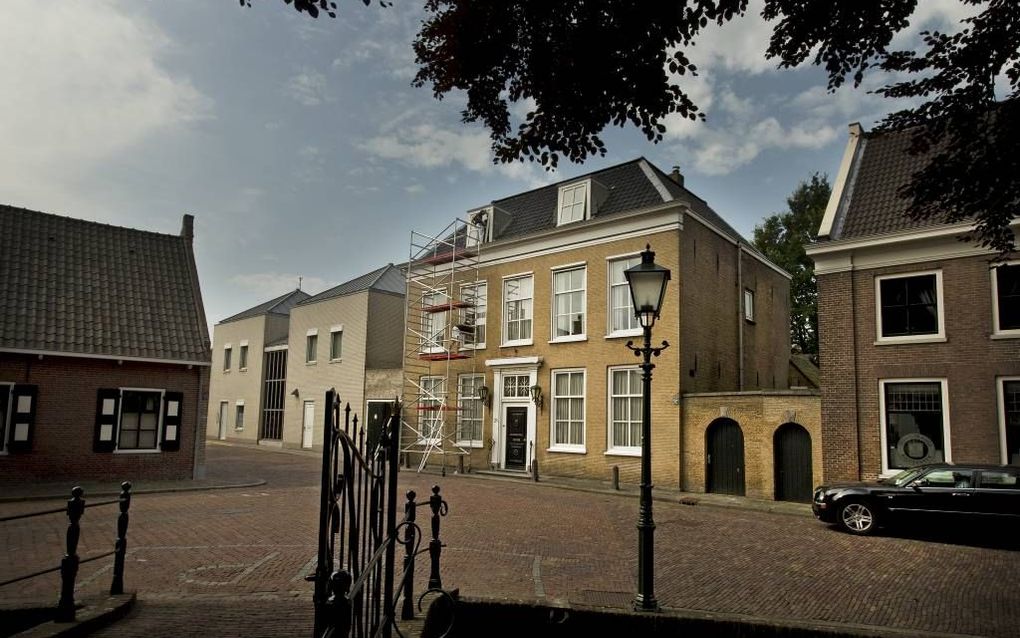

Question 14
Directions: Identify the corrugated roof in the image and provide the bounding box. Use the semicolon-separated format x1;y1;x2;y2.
218;288;311;325
298;263;405;306
0;205;210;362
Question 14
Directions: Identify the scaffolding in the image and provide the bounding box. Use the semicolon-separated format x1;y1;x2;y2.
401;217;485;473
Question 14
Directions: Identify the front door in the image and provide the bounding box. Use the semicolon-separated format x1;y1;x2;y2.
302;401;315;449
366;401;390;453
218;401;229;440
774;423;813;502
504;406;528;470
707;418;745;496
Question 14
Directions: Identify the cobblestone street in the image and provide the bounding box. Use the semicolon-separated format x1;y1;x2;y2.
2;443;1018;637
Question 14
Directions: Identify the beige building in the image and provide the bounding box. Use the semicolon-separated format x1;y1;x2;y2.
401;158;818;500
207;289;309;444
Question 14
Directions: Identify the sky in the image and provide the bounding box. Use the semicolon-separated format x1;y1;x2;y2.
1;0;980;337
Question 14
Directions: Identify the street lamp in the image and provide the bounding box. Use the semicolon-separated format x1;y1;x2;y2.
623;244;671;612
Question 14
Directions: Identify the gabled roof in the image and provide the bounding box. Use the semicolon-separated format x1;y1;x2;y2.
0;205;210;363
219;288;311;325
482;157;748;244
298;263;405;307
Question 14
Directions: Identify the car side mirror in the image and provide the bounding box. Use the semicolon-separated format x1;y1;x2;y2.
912;479;928;489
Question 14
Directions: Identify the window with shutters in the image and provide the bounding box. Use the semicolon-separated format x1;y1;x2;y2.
118;390;162;451
4;385;38;453
94;388;181;454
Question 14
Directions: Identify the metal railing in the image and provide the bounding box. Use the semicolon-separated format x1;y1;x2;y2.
0;481;132;622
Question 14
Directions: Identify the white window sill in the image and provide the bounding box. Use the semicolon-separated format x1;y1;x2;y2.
329;358;343;364
456;441;485;449
416;439;442;446
549;335;587;344
222;369;231;374
547;445;586;455
874;335;946;345
605;448;641;458
306;361;317;366
239;367;247;373
605;329;642;340
114;448;162;455
501;340;534;348
460;344;487;351
991;331;1020;340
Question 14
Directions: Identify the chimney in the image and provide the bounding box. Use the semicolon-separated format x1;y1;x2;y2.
669;165;684;188
181;214;194;241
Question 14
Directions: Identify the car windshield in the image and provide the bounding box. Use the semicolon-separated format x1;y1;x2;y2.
885;467;927;486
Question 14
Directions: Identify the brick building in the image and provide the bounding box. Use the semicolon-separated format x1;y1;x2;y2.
401;158;816;498
0;206;211;483
808;123;1020;482
207;264;405;450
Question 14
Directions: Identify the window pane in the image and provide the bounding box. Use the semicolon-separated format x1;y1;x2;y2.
880;275;939;337
884;382;945;470
306;335;317;362
980;470;1017;488
923;469;972;487
138;430;157;449
120;430;137;449
997;265;1020;330
1004;380;1020;465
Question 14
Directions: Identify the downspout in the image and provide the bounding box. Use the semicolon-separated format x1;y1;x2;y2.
736;242;744;391
850;255;863;480
677;207;686;490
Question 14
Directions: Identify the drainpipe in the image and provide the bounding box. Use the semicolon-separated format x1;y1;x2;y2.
736;242;744;391
850;255;862;480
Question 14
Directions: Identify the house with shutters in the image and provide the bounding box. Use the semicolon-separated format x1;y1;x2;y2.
807;122;1020;482
0;205;211;483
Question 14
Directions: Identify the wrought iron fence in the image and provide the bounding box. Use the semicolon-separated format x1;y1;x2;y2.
312;389;451;638
0;481;133;621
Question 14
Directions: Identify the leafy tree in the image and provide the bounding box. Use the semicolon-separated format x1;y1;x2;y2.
257;0;1020;253
753;174;831;359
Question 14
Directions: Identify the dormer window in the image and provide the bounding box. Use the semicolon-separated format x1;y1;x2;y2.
558;182;588;225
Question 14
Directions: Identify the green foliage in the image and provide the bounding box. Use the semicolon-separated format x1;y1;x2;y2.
753;174;831;358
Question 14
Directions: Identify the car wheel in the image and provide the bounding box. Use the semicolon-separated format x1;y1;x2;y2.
838;500;879;536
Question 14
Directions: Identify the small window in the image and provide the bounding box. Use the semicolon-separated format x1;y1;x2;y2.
306;334;318;363
502;275;533;345
743;289;755;322
922;469;973;488
236;403;245;430
557;182;588;225
608;367;642;454
223;346;232;371
993;262;1020;335
876;272;944;341
609;256;641;335
502;374;531;398
551;370;585;451
239;345;249;370
552;266;586;340
119;390;161;450
330;329;343;360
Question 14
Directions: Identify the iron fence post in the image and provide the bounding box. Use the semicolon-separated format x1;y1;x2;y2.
110;481;132;595
427;485;445;590
401;490;416;620
56;486;85;622
313;389;338;637
382;404;401;638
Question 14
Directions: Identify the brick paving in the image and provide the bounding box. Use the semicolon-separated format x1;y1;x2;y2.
2;442;1018;637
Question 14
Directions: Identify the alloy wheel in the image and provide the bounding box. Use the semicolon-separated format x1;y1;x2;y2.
841;502;874;534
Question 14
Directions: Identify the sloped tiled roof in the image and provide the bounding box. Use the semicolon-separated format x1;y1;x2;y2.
0;205;210;363
831;126;944;241
789;354;821;388
219;289;311;325
298;263;405;306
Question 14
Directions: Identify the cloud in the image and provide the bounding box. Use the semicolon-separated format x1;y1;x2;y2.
285;69;328;106
690;118;838;175
228;272;327;297
404;183;425;195
0;0;210;212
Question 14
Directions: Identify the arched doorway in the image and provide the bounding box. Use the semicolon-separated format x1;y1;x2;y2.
774;422;812;502
706;418;745;496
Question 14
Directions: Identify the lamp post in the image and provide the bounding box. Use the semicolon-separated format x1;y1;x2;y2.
623;244;671;612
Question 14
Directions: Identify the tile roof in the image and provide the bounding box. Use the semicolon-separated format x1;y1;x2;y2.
0;205;210;363
832;126;945;240
218;289;311;325
298;263;405;306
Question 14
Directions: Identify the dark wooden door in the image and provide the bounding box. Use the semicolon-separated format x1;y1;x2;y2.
505;406;528;470
707;418;745;496
366;401;390;453
774;423;812;502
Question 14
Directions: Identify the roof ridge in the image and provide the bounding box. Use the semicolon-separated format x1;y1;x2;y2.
0;203;186;240
487;157;647;206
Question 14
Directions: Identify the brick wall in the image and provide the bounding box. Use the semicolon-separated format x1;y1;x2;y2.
816;270;860;482
0;353;205;483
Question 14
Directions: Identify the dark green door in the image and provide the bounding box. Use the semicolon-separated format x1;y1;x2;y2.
774;423;812;502
707;418;745;496
505;406;528;470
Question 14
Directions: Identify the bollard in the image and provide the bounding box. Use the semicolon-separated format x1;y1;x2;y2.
110;481;132;595
401;490;417;620
531;456;539;483
612;466;620;491
427;485;447;590
56;486;85;622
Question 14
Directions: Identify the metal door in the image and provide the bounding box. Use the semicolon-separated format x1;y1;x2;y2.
218;401;229;440
774;423;813;502
706;418;745;496
504;406;528;470
302;401;315;449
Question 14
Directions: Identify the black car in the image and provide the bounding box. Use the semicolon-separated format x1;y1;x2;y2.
812;463;1020;535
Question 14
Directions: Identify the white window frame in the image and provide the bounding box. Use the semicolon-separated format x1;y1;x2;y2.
456;374;485;447
550;263;587;343
548;368;586;454
556;181;590;226
743;289;755;323
114;387;165;454
330;325;344;361
0;382;12;454
459;282;487;350
222;344;232;372
607;253;642;338
991;260;1020;338
501;273;534;347
235;399;245;431
874;270;946;344
418;376;445;444
997;376;1020;465
606;366;642;457
878;378;951;476
306;328;318;364
238;340;249;371
421;288;449;354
